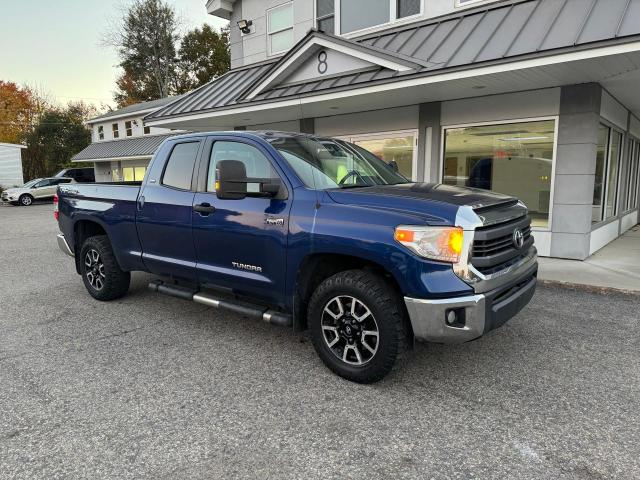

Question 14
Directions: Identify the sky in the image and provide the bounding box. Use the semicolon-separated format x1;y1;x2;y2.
0;0;228;108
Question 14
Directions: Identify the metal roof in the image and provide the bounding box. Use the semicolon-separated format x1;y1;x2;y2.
146;62;275;121
71;133;181;162
356;0;640;69
88;96;185;123
146;0;640;121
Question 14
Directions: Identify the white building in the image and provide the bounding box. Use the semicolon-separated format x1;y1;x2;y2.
0;143;26;188
72;97;185;182
144;0;640;260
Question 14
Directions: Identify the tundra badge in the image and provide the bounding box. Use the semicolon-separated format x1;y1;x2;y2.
232;262;263;273
265;216;285;226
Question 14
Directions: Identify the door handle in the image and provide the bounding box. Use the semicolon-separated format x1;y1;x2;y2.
137;195;145;211
194;202;216;215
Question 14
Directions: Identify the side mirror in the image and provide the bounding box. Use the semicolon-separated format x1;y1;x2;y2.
388;160;399;173
216;160;247;200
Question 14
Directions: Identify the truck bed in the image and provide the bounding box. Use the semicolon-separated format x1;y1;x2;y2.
57;181;144;272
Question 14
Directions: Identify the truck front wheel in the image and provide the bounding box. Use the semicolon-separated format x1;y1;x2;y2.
308;270;408;383
80;235;130;301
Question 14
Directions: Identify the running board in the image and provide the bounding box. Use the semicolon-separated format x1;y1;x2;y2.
148;280;292;327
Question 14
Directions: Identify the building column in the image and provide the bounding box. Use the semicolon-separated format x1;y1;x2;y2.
299;118;315;134
550;83;602;260
418;102;441;183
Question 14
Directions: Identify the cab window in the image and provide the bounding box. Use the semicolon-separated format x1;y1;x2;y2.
162;142;200;190
207;141;279;194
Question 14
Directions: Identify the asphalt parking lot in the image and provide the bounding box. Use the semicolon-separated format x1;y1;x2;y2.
1;203;639;479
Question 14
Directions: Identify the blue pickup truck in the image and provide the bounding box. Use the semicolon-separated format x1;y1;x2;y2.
56;131;537;383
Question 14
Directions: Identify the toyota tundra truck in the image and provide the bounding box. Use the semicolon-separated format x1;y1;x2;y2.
56;131;537;383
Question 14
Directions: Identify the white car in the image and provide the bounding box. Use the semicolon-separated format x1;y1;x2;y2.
1;177;74;206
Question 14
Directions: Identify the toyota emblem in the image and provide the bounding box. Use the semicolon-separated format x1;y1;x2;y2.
512;229;525;249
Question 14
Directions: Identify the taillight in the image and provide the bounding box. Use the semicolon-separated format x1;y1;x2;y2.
53;194;59;221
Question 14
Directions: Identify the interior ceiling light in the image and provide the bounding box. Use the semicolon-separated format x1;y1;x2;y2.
500;136;549;141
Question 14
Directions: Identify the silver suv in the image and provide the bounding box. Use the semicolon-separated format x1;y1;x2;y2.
1;177;74;206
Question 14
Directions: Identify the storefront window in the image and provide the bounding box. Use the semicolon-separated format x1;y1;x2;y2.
629;140;640;210
592;125;624;223
593;125;609;223
605;131;622;219
351;134;415;180
443;120;555;228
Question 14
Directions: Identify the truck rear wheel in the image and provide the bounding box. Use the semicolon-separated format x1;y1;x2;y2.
308;270;408;383
80;235;130;301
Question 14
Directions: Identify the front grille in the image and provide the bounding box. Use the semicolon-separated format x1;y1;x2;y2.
473;225;531;257
471;215;533;271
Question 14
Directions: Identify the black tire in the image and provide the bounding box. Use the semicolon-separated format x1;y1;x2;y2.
308;270;408;383
19;194;33;206
80;235;131;301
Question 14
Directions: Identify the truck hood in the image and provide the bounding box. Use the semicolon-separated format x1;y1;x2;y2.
326;183;516;224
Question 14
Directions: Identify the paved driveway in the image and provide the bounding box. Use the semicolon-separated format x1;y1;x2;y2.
1;204;639;479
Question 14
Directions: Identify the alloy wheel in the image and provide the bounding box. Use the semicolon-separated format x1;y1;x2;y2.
321;295;379;366
84;249;105;291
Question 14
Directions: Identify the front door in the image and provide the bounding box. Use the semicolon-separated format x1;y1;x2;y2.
192;137;292;305
136;139;203;282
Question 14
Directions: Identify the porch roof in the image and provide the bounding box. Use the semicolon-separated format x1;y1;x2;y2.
71;133;182;163
146;0;640;126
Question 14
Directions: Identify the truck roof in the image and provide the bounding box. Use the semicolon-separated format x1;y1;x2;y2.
166;130;320;142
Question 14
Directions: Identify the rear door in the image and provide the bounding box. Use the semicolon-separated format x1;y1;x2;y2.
191;136;292;305
136;138;203;282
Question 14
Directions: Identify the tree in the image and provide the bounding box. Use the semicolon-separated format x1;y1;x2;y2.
109;0;181;107
0;81;39;145
22;102;94;179
176;24;230;93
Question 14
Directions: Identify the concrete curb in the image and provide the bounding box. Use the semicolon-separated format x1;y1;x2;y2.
538;279;640;297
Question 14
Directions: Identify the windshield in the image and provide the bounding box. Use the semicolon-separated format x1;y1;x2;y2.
267;136;409;190
22;178;42;188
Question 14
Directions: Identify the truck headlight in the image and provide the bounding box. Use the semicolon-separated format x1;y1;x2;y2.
394;226;464;263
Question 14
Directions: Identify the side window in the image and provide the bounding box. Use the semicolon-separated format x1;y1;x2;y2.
35;180;51;188
207;141;279;193
162;141;200;190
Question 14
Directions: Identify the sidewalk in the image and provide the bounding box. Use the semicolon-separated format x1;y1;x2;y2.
538;225;640;294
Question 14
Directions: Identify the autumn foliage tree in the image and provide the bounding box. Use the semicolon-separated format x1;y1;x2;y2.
0;80;95;180
108;0;230;107
0;81;40;145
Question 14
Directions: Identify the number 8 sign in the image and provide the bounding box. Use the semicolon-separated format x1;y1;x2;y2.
317;51;328;74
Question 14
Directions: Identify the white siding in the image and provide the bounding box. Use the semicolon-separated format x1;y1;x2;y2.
0;144;25;188
600;91;628;130
226;0;504;68
92;116;173;142
629;115;640;139
441;88;561;125
315;105;419;137
589;220;620;255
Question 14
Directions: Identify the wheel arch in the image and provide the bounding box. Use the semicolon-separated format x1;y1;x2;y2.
293;253;411;340
72;219;111;274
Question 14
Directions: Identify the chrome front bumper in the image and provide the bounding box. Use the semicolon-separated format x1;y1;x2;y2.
57;233;74;257
405;246;538;344
405;293;487;343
